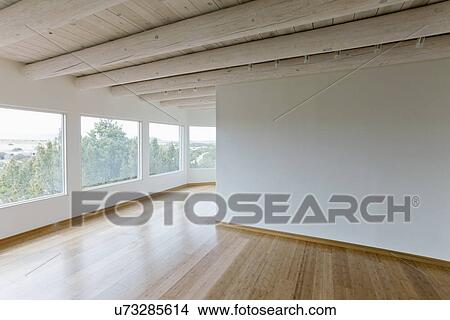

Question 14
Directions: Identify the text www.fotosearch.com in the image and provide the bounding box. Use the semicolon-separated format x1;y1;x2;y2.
114;303;337;317
198;304;337;316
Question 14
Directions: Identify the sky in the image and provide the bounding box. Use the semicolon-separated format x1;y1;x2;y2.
149;124;216;142
81;116;139;138
0;107;215;142
149;123;179;141
190;126;216;142
0;107;62;140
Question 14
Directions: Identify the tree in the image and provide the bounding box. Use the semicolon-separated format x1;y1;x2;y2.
189;143;216;168
0;119;140;205
31;137;63;195
0;133;63;205
149;138;180;175
81;119;138;188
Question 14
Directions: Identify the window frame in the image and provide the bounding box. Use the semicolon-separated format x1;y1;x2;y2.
188;125;216;170
80;114;142;191
0;104;67;209
148;121;184;177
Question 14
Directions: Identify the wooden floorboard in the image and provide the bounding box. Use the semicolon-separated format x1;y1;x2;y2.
0;185;448;299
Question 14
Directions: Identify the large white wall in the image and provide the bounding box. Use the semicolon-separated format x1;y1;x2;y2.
217;58;450;261
0;58;191;239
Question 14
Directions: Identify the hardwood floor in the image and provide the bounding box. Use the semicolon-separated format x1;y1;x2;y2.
0;185;449;299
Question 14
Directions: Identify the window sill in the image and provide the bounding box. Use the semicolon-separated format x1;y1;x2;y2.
149;170;184;178
82;177;142;191
0;192;67;210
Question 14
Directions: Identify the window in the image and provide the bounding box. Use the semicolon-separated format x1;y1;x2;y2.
189;126;216;169
0;106;65;207
81;116;140;189
149;123;181;176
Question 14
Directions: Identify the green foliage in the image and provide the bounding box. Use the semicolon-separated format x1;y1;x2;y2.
0;118;216;206
0;135;63;205
0;118;140;205
189;143;216;169
81;119;138;188
149;138;180;175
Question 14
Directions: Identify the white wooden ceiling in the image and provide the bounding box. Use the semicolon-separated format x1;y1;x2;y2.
0;0;438;71
0;0;253;68
0;0;448;109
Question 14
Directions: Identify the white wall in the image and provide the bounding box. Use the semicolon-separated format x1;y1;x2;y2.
186;108;216;183
0;58;190;239
217;58;450;261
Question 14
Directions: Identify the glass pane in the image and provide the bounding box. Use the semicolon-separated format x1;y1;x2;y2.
81;116;139;189
149;123;180;175
0;107;64;206
189;126;216;169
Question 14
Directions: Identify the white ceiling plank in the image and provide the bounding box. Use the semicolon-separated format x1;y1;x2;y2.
0;0;127;47
110;34;450;95
23;0;406;80
76;2;450;90
141;86;216;101
159;96;216;107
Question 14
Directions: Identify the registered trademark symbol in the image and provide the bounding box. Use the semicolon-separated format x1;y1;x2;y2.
411;196;420;208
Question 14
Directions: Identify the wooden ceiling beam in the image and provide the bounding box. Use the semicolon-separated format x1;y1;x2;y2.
141;86;216;101
0;0;127;47
23;0;406;80
180;103;216;110
76;1;450;90
110;34;450;95
159;96;216;108
176;104;216;110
